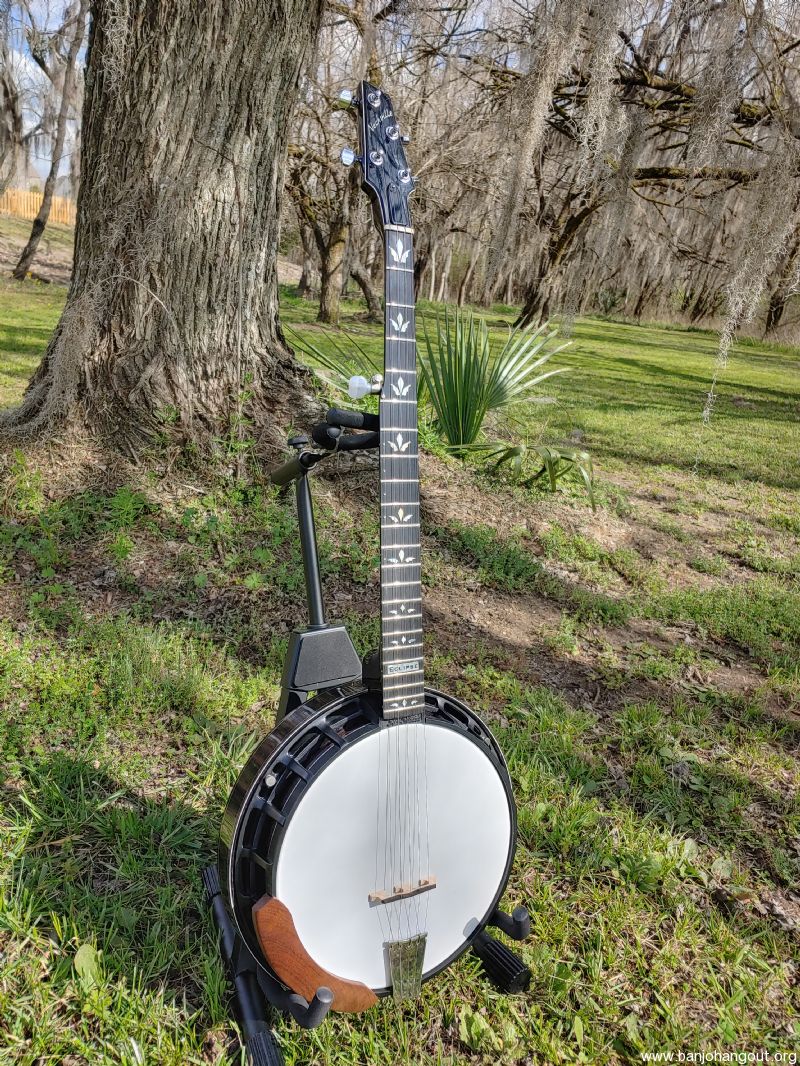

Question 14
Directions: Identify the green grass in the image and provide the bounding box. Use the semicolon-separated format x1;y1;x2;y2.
1;275;799;1063
3;277;800;489
0;278;66;405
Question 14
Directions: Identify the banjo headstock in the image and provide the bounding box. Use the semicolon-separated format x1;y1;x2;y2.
337;81;415;232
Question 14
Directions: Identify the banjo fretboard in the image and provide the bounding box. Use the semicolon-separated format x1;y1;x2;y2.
380;225;423;720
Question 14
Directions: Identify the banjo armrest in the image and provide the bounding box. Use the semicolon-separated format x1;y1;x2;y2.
251;895;378;1014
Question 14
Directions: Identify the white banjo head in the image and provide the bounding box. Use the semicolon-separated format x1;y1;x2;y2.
273;719;514;991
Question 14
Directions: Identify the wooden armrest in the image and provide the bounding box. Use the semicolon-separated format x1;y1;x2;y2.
252;895;378;1013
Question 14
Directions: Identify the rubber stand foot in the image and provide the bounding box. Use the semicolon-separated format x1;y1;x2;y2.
473;930;531;994
246;1029;285;1066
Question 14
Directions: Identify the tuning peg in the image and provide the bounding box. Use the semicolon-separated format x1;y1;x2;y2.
335;88;355;110
348;374;383;399
340;147;359;167
401;135;411;144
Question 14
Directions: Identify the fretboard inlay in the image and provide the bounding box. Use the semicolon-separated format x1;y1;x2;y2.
380;227;423;720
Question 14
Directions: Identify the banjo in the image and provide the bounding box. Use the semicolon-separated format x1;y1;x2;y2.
219;82;526;1015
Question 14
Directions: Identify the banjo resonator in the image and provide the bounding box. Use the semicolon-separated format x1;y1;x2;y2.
204;81;532;1063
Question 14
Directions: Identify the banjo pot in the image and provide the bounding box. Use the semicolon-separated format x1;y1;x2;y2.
219;81;522;1011
220;684;516;998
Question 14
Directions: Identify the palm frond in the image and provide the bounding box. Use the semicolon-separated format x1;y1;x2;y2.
419;309;571;448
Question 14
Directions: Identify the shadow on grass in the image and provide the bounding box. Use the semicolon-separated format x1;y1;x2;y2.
0;325;55;357
2;753;219;992
0;750;243;1061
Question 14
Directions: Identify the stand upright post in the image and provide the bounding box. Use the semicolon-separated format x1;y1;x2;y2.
295;471;325;629
271;436;362;723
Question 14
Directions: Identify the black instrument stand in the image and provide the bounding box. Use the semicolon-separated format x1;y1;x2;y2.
204;412;531;1066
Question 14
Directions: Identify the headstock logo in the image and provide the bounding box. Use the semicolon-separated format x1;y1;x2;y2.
368;108;394;133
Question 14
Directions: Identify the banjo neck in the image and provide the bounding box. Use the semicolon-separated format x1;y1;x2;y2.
379;224;423;721
347;78;423;722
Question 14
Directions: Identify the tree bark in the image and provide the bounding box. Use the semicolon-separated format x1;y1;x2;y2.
318;221;348;325
517;199;603;326
3;0;323;451
296;221;318;299
0;44;25;195
436;246;451;303
427;246;436;302
12;0;88;281
457;251;478;307
764;234;800;337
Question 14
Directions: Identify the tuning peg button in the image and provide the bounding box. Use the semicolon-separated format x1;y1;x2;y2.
335;89;355;110
340;147;359;167
348;374;383;399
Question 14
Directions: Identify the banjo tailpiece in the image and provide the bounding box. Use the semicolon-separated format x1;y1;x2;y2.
387;934;427;1002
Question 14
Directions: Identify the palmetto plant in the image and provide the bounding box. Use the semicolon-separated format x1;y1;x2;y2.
480;439;596;511
287;313;594;506
419;308;570;448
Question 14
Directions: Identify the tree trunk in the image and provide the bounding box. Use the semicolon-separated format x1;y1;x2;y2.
349;256;382;321
0;44;25;195
427;247;436;302
296;222;318;299
457;252;478;307
517;199;603;327
318;223;348;325
503;270;514;306
764;233;800;337
436;246;451;303
764;288;788;336
2;0;323;451
13;0;88;281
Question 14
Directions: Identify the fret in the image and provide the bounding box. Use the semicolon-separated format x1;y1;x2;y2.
383;366;417;374
385;265;415;273
385;301;415;308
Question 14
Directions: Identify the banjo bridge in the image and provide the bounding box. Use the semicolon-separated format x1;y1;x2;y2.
368;877;437;905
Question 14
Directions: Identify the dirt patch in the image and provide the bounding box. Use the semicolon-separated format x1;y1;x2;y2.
0;223;73;285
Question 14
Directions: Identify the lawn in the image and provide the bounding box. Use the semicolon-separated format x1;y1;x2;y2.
0;278;65;406
0;274;799;1064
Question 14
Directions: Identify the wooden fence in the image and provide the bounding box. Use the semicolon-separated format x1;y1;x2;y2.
0;188;76;226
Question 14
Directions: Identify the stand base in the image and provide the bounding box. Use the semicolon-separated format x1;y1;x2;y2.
207;862;532;1064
